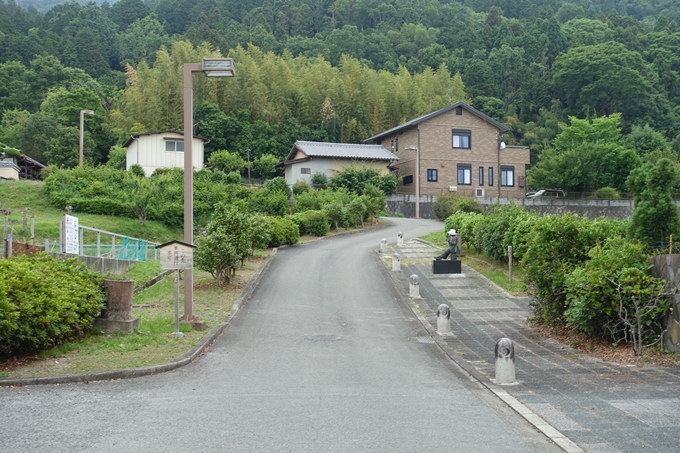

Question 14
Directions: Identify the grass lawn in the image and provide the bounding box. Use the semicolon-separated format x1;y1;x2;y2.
419;231;527;296
0;180;180;244
0;252;269;379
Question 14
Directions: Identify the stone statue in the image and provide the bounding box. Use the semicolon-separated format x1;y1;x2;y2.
435;229;459;261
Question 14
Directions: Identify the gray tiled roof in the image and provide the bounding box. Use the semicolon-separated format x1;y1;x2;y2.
289;141;398;161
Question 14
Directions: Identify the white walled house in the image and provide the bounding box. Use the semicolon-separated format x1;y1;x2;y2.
123;130;208;176
277;141;398;186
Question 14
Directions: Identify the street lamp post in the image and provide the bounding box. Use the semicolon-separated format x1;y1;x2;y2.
79;109;94;167
405;145;420;219
182;58;236;322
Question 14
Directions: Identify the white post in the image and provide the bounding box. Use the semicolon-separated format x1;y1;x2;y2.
171;270;183;338
30;216;34;245
392;253;400;271
437;304;452;334
409;274;421;299
381;238;387;253
397;231;403;246
508;246;513;284
495;338;516;384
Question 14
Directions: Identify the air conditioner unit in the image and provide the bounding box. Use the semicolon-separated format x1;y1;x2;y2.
449;186;458;192
475;188;485;197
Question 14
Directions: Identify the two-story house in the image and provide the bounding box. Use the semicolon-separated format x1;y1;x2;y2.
365;102;529;201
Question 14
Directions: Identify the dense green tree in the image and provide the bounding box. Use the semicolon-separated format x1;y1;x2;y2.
627;158;680;247
108;0;150;30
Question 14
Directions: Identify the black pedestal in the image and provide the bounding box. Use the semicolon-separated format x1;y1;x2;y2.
433;259;462;274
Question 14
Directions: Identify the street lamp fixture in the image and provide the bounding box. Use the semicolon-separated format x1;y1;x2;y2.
79;109;94;167
405;145;420;219
182;58;236;322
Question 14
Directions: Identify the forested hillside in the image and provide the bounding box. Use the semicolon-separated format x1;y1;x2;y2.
2;0;680;187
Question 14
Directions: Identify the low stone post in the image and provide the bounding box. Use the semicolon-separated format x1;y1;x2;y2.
94;279;140;334
437;304;452;334
397;232;404;246
381;238;387;253
409;274;421;298
494;338;516;384
392;253;400;271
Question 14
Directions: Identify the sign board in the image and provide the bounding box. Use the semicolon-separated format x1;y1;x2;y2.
64;215;79;254
158;241;195;270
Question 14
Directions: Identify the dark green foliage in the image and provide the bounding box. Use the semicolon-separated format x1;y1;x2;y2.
627;159;680;247
522;214;626;325
434;194;483;221
292;179;311;195
474;205;525;260
266;216;300;247
444;211;484;250
323;201;346;232
433;194;457;221
311;173;329;187
264;176;292;198
247;188;289;217
129;164;145;178
564;238;669;342
300;210;329;236
330;167;398;196
0;254;105;356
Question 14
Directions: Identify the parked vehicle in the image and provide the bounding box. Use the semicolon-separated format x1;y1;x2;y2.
526;189;565;198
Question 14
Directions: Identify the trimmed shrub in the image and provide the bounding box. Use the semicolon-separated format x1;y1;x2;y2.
564;238;669;342
474;205;525;260
434;194;458;221
595;187;620;199
301;210;329;236
0;254;105;356
267;217;300;247
292;180;311;195
444;211;483;250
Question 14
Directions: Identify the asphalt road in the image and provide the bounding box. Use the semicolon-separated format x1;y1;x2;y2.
1;218;561;452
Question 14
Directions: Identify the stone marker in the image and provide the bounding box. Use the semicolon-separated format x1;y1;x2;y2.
437;304;452;334
94;279;140;334
381;238;387;253
494;337;516;384
392;253;400;271
409;274;421;298
397;231;403;246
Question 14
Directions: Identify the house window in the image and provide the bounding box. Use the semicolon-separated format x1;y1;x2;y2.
452;129;471;149
488;167;494;186
427;169;438;182
165;140;184;152
501;166;515;186
301;168;311;174
395;138;398;152
457;164;471;185
479;167;484;186
403;175;413;185
456;106;463;115
391;140;394;152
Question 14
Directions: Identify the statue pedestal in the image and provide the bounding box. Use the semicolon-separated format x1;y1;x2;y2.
433;259;461;274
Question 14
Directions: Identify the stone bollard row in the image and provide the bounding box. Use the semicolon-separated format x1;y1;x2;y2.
380;238;387;253
397;232;403;246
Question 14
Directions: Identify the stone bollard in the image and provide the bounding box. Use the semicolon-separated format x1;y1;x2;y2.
381;238;387;253
397;231;404;246
409;274;421;298
436;304;452;334
494;338;516;384
392;253;400;271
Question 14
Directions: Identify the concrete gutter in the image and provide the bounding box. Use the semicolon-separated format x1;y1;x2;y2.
0;249;278;387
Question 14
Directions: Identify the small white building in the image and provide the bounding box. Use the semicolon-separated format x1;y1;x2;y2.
278;141;398;186
123;130;208;177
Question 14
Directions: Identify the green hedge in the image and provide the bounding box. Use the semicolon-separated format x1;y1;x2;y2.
0;254;105;356
266;217;300;247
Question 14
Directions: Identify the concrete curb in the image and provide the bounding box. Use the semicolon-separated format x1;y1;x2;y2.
374;249;584;453
0;249;278;387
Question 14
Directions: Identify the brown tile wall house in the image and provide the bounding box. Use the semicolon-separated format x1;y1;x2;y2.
376;108;529;198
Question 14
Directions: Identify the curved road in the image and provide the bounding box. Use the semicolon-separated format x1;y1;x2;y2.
2;218;560;452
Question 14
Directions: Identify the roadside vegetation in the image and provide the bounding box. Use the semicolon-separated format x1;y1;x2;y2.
429;163;680;360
